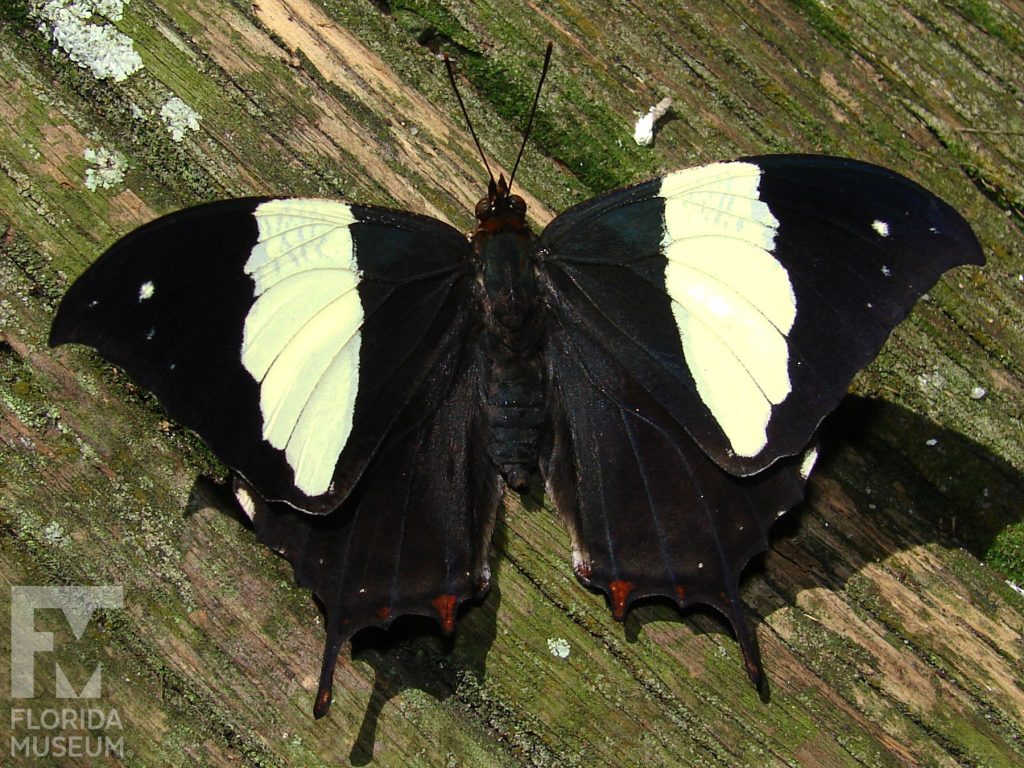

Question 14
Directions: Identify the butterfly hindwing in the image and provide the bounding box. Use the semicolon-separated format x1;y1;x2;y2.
238;340;499;717
50;198;478;513
543;324;812;682
538;155;984;477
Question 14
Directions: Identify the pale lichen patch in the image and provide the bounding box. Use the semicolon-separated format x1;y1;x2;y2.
547;637;571;658
42;519;66;546
32;0;144;82
83;146;127;190
159;96;202;142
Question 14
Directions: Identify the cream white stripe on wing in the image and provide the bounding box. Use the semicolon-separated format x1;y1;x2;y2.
660;162;794;457
242;198;363;496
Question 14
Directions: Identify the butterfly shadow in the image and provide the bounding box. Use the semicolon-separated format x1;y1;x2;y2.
344;534;505;765
619;394;1023;697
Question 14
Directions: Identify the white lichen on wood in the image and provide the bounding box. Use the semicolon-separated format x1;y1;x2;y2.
32;0;144;82
83;146;127;190
159;96;202;142
42;520;66;546
547;637;571;658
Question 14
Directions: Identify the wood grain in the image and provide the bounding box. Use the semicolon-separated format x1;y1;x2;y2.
1;1;1022;765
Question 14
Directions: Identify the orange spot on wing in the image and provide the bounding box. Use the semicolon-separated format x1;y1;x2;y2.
313;686;332;719
675;586;687;604
376;606;391;622
432;594;457;635
608;580;634;621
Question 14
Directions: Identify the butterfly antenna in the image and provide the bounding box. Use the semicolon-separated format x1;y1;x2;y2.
508;41;554;192
444;53;495;185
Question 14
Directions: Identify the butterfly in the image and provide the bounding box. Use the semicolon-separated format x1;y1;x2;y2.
49;46;984;717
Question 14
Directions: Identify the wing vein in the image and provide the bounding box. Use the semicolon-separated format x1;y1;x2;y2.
251;224;349;271
250;278;359;365
619;410;678;587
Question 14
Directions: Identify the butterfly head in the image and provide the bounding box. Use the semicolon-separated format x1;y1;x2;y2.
475;174;528;232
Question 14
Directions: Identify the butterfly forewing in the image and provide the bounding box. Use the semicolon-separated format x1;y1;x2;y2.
738;155;984;470
50;198;478;513
538;156;984;477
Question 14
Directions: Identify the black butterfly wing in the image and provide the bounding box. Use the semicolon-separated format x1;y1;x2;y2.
538;155;983;679
237;338;498;717
50;198;479;513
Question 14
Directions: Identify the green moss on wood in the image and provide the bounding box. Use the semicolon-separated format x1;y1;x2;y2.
3;1;1023;765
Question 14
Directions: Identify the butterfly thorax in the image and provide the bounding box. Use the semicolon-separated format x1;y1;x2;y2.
473;177;546;491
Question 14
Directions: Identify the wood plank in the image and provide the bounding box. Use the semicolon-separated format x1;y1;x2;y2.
2;1;1021;765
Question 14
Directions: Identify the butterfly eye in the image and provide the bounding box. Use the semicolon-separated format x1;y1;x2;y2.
475;196;492;219
509;195;527;217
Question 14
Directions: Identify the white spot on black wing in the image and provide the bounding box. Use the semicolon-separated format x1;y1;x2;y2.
800;446;819;479
139;281;155;301
234;483;258;522
871;219;890;237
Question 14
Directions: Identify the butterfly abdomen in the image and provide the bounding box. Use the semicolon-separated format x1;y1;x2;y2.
482;351;545;491
476;225;547;491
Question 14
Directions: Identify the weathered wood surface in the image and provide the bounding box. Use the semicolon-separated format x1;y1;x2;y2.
1;1;1022;766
